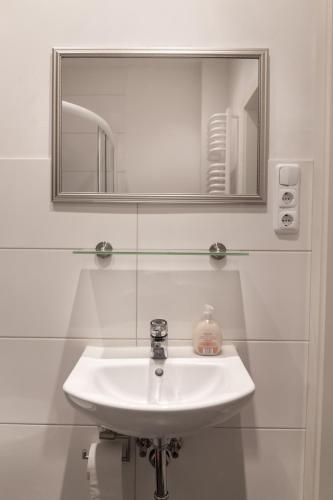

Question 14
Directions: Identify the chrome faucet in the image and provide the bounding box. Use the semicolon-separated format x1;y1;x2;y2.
150;319;168;360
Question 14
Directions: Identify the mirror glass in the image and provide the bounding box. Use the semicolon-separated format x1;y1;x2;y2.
53;51;268;203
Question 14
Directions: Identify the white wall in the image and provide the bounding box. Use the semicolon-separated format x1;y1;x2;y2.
0;0;319;499
319;3;333;496
319;192;333;500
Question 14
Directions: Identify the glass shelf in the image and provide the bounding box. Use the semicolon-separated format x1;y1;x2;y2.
73;249;249;257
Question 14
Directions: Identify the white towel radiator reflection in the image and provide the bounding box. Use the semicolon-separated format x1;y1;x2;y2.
62;100;116;193
207;108;237;194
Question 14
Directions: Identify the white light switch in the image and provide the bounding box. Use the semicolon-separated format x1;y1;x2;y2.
279;164;300;186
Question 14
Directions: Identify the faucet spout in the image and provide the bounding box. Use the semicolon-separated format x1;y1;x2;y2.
150;319;168;360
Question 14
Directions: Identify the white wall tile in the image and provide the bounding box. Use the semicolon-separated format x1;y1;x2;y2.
0;159;137;248
0;251;136;338
62;133;98;172
137;160;313;252
136;428;305;500
61;171;97;192
225;341;308;429
62;59;127;96
0;339;135;424
137;252;310;341
0;424;134;500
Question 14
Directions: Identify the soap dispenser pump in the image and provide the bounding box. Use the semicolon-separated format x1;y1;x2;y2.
193;304;222;356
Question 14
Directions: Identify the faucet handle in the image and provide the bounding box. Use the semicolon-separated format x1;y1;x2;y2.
150;319;168;338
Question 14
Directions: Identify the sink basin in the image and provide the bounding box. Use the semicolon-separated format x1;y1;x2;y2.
63;345;255;438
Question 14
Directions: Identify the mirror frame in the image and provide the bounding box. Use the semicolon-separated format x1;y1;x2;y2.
52;48;268;204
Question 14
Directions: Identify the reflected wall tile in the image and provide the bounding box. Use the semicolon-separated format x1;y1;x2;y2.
62;171;97;192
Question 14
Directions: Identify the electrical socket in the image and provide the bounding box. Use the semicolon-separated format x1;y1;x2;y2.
279;188;297;208
278;210;298;232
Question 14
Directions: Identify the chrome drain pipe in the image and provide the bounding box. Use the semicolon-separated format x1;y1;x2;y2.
153;439;169;500
137;437;183;500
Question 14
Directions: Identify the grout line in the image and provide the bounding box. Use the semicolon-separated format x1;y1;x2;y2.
62;132;125;136
133;434;137;500
0;337;310;342
0;336;137;340
0;423;306;431
0;247;312;253
238;249;311;253
63;93;126;97
304;238;314;429
0;247;86;251
231;339;309;344
215;426;306;431
0;156;50;160
0;247;134;251
138;338;310;343
0;423;99;427
135;203;139;347
0;423;98;427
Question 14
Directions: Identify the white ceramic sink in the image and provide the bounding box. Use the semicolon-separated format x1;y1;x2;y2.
63;345;255;438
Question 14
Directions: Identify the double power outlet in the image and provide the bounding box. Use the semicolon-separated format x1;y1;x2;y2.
274;164;300;234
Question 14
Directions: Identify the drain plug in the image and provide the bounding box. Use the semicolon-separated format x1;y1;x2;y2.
155;368;164;377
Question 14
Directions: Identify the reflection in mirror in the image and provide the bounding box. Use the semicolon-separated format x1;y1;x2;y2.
53;51;268;203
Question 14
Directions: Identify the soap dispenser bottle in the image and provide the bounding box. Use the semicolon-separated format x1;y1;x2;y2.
193;304;222;355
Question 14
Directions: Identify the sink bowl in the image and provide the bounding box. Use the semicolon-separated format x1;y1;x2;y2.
63;345;255;438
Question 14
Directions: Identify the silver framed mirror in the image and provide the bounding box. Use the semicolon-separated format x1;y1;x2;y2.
52;48;268;204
